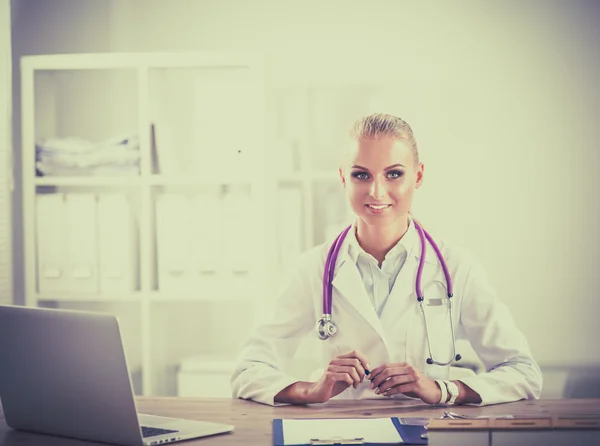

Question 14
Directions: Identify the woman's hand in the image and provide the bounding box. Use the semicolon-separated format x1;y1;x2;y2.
368;362;442;404
306;350;371;404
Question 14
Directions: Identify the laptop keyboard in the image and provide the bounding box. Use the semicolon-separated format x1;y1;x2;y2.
141;426;179;438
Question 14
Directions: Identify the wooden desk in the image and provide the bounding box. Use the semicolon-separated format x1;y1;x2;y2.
1;398;599;445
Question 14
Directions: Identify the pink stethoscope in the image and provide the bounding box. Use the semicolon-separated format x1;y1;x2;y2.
316;219;462;366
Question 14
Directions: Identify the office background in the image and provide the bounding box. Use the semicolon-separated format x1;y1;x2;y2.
2;0;599;398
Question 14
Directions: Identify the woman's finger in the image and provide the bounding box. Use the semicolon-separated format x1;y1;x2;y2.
324;370;354;388
370;364;415;388
329;365;361;388
369;362;408;381
337;350;371;373
376;373;415;394
381;381;417;397
330;358;366;381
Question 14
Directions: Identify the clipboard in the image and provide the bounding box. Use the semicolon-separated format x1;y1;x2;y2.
272;417;427;445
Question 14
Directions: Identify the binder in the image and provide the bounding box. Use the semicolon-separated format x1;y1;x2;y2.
276;187;303;274
221;187;252;273
272;417;426;446
64;193;98;293
36;193;67;293
155;193;193;292
97;193;137;293
190;192;222;274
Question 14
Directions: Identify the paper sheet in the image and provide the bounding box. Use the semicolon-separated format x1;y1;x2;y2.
282;418;403;445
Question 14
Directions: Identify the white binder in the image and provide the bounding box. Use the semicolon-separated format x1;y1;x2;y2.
277;188;303;274
36;193;67;293
190;192;222;274
64;193;98;293
221;187;252;273
155;193;193;293
97;193;137;293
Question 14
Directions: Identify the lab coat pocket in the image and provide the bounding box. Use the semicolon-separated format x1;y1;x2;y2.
421;280;451;327
408;280;454;379
421;300;452;356
422;301;454;380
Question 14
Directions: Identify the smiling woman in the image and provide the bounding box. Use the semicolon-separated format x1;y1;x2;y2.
231;113;542;408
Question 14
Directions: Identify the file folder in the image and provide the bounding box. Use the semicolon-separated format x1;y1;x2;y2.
156;193;193;292
97;193;137;293
277;187;303;274
190;192;222;274
221;187;252;273
36;193;67;293
65;193;98;293
272;417;426;446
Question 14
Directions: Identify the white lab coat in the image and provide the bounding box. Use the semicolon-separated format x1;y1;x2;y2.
231;221;543;406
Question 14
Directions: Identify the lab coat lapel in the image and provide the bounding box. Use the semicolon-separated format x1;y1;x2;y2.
331;257;390;351
377;246;417;360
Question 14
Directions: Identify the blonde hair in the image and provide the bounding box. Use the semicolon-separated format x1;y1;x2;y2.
349;113;420;163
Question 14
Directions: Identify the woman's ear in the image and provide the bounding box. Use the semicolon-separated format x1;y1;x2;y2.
415;163;424;189
339;167;346;187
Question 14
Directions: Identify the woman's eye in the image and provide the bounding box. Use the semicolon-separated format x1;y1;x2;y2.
387;170;404;179
351;171;370;180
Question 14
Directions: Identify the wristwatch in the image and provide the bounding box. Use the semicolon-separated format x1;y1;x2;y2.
435;379;447;405
444;380;460;405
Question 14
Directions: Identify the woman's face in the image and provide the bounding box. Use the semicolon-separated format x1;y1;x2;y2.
339;137;424;227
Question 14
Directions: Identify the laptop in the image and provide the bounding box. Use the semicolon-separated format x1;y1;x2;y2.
0;305;234;445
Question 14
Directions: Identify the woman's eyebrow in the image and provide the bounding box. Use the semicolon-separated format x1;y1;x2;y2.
351;163;405;171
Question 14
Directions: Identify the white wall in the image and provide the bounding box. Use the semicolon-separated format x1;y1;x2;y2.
11;0;600;394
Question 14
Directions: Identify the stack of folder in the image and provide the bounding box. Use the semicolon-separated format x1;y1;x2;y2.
155;189;255;294
427;414;600;446
36;192;137;294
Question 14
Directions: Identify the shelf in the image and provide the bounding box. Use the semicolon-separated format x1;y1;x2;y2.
21;52;271;397
35;292;143;302
22;52;263;71
149;175;255;186
148;277;260;302
148;293;255;302
276;171;340;183
34;175;261;187
34;292;256;303
35;176;143;187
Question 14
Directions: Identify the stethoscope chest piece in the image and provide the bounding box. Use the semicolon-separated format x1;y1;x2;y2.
316;314;337;340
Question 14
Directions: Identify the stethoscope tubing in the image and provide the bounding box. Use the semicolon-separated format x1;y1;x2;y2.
413;219;453;299
323;225;351;315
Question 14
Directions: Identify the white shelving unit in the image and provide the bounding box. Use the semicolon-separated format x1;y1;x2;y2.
21;52;268;396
